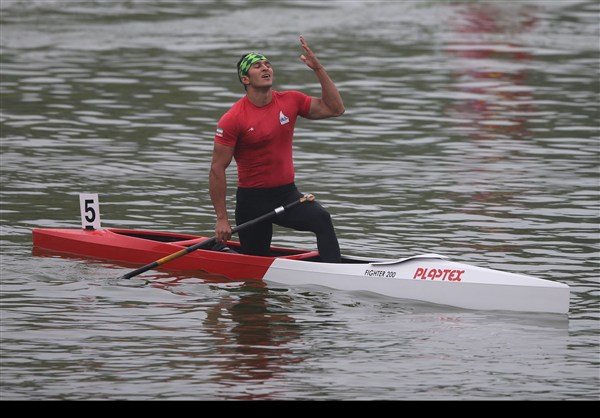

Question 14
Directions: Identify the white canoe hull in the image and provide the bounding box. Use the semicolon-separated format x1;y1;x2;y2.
263;254;570;314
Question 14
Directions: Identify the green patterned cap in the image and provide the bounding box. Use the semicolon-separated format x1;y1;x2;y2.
238;52;269;79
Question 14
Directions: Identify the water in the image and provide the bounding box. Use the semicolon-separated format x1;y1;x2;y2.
1;0;598;400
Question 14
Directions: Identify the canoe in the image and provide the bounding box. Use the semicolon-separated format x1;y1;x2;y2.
31;227;570;314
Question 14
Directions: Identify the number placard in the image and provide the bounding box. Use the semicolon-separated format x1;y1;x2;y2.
79;193;102;230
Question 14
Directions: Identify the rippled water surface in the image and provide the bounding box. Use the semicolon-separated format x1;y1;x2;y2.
1;0;598;400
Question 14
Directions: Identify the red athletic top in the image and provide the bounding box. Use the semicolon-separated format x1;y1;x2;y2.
214;90;312;188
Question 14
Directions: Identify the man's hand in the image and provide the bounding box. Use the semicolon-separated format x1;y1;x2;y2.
299;35;323;71
215;217;232;243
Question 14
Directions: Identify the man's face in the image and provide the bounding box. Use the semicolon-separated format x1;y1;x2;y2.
244;59;273;88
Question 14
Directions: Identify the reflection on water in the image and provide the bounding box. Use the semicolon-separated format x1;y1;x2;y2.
148;276;303;400
1;0;598;400
446;3;538;141
202;285;302;399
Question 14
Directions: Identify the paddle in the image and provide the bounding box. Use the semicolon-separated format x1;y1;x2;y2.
117;194;315;280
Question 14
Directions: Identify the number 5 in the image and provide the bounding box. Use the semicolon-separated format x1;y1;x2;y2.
79;193;102;230
84;199;96;223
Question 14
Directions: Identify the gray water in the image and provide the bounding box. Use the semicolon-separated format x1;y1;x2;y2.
1;0;598;400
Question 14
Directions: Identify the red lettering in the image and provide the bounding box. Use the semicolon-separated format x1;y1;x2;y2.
413;268;425;279
413;267;465;282
449;270;465;282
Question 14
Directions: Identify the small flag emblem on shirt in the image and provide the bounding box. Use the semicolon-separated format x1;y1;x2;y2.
216;127;224;137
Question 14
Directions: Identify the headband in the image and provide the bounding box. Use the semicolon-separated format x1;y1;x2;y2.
238;52;269;78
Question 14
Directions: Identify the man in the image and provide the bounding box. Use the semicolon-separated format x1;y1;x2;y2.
209;35;345;262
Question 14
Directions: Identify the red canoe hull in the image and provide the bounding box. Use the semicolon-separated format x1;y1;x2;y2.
32;228;320;280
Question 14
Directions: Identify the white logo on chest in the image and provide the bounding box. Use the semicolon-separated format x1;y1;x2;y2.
279;111;289;125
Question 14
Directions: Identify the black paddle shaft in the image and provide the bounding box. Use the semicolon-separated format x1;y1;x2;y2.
117;194;315;280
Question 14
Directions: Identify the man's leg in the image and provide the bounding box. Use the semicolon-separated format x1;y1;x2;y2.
235;188;274;256
277;195;341;263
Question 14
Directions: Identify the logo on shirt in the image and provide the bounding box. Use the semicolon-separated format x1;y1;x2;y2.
216;127;224;137
279;111;289;125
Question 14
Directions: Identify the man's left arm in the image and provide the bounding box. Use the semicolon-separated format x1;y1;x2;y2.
299;35;345;120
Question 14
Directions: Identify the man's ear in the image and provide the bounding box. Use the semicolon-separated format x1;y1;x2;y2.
241;75;250;86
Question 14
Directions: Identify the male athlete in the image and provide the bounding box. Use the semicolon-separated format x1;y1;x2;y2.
209;36;345;262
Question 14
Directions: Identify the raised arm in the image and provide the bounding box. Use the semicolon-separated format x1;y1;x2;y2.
299;35;345;120
209;142;235;242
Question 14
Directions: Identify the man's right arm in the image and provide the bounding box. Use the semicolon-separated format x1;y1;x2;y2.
209;142;235;242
